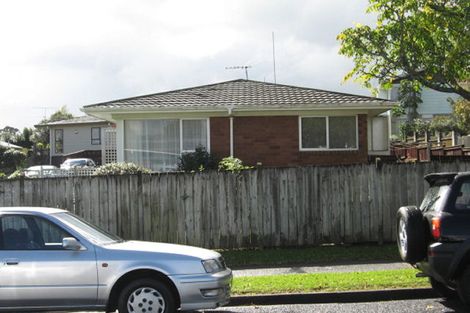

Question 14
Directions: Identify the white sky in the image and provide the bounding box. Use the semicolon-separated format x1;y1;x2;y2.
0;0;375;129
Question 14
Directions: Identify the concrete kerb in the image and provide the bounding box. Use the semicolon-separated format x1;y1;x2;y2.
229;288;437;307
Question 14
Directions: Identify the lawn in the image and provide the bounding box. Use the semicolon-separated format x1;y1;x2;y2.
220;243;400;269
232;268;429;295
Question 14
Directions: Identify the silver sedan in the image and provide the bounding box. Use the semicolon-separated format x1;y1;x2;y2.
0;207;232;312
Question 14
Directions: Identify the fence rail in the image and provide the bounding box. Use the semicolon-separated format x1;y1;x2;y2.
2;161;470;249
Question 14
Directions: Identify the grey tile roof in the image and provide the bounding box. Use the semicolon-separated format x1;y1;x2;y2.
83;79;391;111
39;116;107;126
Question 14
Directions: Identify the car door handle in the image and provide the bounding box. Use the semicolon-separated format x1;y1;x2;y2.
4;259;19;265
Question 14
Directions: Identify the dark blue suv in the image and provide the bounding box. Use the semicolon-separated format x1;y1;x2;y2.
397;172;470;305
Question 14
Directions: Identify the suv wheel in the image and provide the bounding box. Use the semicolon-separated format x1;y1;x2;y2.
396;206;426;263
457;265;470;305
430;277;456;299
118;278;176;313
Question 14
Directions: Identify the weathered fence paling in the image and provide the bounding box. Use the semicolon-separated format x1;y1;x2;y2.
1;161;470;249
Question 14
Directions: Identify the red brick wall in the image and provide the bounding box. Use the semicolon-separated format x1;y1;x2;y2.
210;117;230;160
210;115;368;167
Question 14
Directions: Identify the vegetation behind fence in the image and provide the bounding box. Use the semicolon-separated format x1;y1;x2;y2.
1;161;470;249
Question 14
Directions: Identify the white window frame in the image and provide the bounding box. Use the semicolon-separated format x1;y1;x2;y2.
179;118;211;154
299;115;359;151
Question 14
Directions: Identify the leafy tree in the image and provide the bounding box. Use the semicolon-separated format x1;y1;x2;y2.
338;0;470;100
30;106;74;164
397;80;423;121
0;126;19;143
451;98;470;134
0;148;27;175
430;115;456;133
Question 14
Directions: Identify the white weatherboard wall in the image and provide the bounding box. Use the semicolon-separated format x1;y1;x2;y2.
50;124;106;156
418;88;458;117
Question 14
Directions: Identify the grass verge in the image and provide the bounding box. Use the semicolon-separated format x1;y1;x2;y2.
221;244;400;269
232;269;429;295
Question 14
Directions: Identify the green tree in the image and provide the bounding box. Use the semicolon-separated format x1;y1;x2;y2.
30;106;74;164
397;80;423;121
452;98;470;134
0;126;19;143
338;0;470;100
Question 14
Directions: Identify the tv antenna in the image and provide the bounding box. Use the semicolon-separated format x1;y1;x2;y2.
225;65;252;80
33;106;56;119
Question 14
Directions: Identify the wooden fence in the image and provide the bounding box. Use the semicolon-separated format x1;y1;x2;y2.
1;161;470;249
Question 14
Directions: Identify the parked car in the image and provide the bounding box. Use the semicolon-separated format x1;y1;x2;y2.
0;207;232;312
60;158;96;170
397;172;470;305
23;165;58;178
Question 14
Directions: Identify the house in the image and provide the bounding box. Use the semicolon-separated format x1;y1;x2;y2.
83;79;394;171
37;116;113;166
380;84;461;136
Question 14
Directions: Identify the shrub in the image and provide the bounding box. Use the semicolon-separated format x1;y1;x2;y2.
218;156;253;173
8;169;24;180
399;121;415;140
178;146;218;172
0;172;6;180
0;148;27;174
430;116;456;134
94;162;151;176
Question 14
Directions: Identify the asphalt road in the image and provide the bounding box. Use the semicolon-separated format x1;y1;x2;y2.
201;298;469;313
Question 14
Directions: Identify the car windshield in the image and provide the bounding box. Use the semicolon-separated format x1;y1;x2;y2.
54;212;123;245
67;160;87;166
420;185;449;212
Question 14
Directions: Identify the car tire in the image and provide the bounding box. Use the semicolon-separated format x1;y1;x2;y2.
118;278;176;313
429;277;456;299
396;206;426;263
457;265;470;305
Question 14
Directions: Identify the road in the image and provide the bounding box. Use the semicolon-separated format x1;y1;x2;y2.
201;298;469;313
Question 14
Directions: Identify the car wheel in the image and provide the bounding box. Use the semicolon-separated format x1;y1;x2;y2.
396;206;426;263
430;277;456;299
457;265;470;305
118;278;176;313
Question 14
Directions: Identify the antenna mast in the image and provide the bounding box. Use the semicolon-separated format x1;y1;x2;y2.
33;106;56;119
272;32;277;84
225;65;252;80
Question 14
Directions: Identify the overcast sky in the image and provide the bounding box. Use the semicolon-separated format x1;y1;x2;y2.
0;0;376;130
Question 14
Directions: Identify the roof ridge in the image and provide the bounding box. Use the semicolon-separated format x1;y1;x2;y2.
84;79;247;108
243;79;389;101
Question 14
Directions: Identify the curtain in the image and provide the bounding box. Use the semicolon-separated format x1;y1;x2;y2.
182;119;207;151
124;120;180;171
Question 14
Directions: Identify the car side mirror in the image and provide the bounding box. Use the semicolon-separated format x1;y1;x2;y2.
62;237;83;251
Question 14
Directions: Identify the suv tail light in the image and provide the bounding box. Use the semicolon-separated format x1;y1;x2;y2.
431;217;441;240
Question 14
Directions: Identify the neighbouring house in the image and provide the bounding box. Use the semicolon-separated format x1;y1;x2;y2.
37;116;114;166
83;79;394;171
380;84;461;137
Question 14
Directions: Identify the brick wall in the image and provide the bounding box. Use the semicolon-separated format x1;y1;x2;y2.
210;115;368;167
210;117;230;160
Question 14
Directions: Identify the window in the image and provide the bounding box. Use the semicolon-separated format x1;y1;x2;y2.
182;119;208;152
300;116;357;150
0;215;71;250
91;127;101;145
124;119;209;171
455;181;470;211
54;129;64;154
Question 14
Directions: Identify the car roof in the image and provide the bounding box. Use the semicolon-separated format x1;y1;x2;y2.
424;171;470;186
27;165;57;170
0;207;67;215
64;158;91;162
